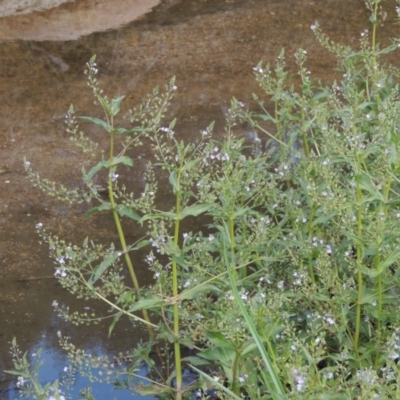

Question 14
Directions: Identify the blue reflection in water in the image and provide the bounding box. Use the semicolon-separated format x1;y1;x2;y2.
7;337;157;400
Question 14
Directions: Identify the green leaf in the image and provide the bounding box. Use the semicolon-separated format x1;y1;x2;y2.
98;96;111;115
189;366;243;400
181;356;212;366
111;156;133;167
381;249;400;270
108;311;122;337
180;203;212;219
115;205;141;221
221;226;286;399
128;296;165;312
169;170;178;193
131;239;151;251
180;284;221;300
85;202;112;218
253;113;275;122
86;160;109;181
89;253;120;286
241;339;258;356
4;370;31;377
110;95;125;117
140;211;177;223
312;89;331;101
112;127;148;135
206;331;236;350
79;116;112;132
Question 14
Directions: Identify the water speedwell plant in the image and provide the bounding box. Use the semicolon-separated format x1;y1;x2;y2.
8;0;400;399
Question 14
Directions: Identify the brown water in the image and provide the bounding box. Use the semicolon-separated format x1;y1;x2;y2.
0;0;399;398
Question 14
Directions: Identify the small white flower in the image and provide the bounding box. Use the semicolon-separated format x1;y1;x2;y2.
36;222;43;229
52;300;58;307
240;292;248;301
17;377;25;387
109;172;119;181
172;85;177;90
24;160;31;169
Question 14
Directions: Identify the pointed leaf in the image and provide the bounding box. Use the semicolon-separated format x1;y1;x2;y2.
110;95;126;117
112;127;148;135
206;331;236;350
108;311;122;337
111;156;133;167
89;253;120;286
86;160;109;181
169;170;178;192
115;205;141;221
181;356;212;367
180;203;212;219
128;296;165;312
79;116;112;132
98;96;112;115
85;202;112;218
189;366;243;400
180;284;221;301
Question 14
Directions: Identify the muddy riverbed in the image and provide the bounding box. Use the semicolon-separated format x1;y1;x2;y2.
0;0;399;398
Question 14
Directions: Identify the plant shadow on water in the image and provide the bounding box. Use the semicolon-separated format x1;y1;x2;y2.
2;0;400;399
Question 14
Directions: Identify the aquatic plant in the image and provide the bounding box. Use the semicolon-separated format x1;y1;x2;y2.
8;0;400;398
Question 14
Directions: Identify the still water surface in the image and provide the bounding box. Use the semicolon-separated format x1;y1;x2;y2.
0;0;399;398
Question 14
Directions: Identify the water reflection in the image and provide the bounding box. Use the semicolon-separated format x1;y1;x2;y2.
6;335;156;400
0;0;399;398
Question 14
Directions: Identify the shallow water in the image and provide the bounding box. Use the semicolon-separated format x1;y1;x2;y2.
0;0;399;398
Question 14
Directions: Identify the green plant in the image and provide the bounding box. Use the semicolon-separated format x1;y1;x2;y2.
8;1;400;399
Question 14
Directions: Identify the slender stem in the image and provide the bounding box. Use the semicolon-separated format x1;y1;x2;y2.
229;214;238;281
172;167;183;400
371;1;378;72
307;204;316;285
231;350;241;396
375;178;392;347
354;171;363;355
106;128;167;380
301;107;310;160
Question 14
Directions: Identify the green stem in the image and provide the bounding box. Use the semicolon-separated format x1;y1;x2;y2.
274;101;285;160
371;1;379;72
301;107;310;160
107;128;166;382
222;229;286;399
375;178;392;346
229;214;238;281
108;132;154;332
231;350;241;396
354;171;363;355
308;204;317;285
172;167;183;400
